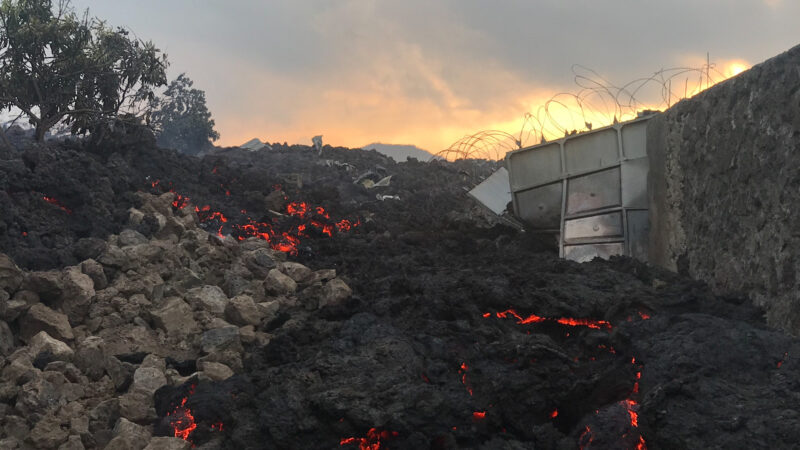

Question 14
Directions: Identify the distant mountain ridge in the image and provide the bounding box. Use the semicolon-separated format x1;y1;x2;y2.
361;142;436;162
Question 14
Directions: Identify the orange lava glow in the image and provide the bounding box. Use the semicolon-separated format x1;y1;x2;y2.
472;411;487;421
622;399;639;427
579;426;593;449
488;309;611;329
164;385;225;443
550;409;558;418
148;179;361;255
458;362;473;396
166;388;198;441
339;428;399;450
41;195;72;214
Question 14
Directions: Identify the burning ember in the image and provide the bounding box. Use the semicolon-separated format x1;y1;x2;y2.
339;428;399;450
486;309;612;330
41;195;72;214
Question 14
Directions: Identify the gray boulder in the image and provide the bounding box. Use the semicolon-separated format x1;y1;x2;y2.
0;253;23;293
224;295;263;326
19;304;74;342
185;285;227;315
150;298;199;337
264;269;297;296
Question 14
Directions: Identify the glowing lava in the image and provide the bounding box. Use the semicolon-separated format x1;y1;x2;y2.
148;179;361;255
166;388;197;441
488;309;611;329
339;428;399;450
579;426;593;449
41;195;72;214
165;384;225;443
458;362;473;396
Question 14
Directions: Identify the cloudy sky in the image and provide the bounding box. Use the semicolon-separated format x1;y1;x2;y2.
70;0;800;152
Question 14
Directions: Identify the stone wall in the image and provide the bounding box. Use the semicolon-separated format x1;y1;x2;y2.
648;43;800;333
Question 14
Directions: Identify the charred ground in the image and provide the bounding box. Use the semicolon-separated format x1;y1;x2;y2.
1;131;798;449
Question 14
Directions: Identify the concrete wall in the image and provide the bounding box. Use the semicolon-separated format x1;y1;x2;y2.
648;43;800;333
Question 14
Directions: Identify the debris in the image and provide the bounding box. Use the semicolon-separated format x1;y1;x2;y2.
239;138;272;151
376;194;400;201
467;167;511;215
312;135;323;155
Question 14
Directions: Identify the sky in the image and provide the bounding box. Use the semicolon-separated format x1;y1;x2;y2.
68;0;800;153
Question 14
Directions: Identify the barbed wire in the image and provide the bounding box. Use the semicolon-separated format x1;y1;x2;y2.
436;57;738;161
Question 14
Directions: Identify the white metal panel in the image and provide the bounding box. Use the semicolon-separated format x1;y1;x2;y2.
621;120;648;159
468;167;512;215
566;167;622;215
515;182;562;229
564;129;618;173
507;144;562;190
564;212;624;242
621;157;649;208
626;210;649;261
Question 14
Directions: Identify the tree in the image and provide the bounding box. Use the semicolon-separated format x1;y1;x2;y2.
151;73;219;155
0;0;167;141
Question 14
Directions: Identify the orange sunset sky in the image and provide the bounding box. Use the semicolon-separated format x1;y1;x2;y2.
69;1;799;154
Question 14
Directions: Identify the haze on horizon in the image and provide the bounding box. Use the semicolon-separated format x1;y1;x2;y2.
68;0;800;153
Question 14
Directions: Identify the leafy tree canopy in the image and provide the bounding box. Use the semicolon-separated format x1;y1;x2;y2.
0;0;168;141
151;73;219;155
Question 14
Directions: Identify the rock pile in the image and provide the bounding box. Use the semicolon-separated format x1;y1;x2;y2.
0;191;351;449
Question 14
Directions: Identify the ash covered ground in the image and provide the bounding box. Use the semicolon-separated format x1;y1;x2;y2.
1;131;799;449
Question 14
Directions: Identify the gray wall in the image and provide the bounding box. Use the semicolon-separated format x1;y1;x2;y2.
648;43;800;333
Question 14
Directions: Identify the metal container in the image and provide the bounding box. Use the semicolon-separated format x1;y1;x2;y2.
505;116;652;262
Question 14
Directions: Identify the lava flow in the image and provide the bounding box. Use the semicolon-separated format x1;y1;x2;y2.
148;180;361;255
41;195;72;214
486;309;612;329
458;362;473;396
339;428;399;450
165;384;224;443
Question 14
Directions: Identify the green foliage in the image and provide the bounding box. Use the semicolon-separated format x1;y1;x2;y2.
0;0;167;141
151;73;219;155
